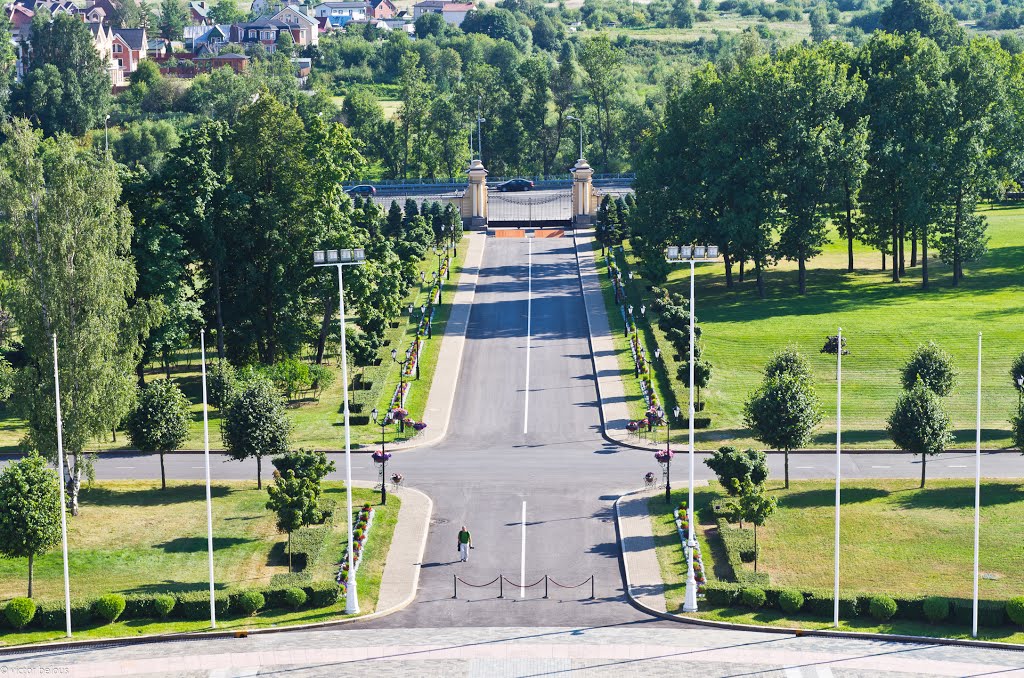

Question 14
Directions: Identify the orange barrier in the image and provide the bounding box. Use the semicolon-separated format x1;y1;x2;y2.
493;229;525;238
534;229;564;238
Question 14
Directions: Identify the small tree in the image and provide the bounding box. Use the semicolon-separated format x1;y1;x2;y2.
0;452;62;597
1011;351;1024;400
763;347;813;383
901;341;957;396
271;449;335;497
224;377;291;489
1011;400;1024;452
704;446;768;494
744;371;822;488
0;356;13;403
207;358;237;409
266;469;318;572
677;358;712;410
887;380;953;488
125;379;191;490
725;478;777;572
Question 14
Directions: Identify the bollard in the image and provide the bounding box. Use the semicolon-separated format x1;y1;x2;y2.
453;574;458;599
498;576;504;599
544;575;549;599
590;575;595;600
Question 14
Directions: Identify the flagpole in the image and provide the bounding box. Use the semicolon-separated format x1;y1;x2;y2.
972;331;982;638
833;327;842;629
200;330;216;628
51;333;72;638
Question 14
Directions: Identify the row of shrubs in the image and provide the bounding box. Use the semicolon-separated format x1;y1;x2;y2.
1;581;341;632
715;518;769;588
268;498;336;587
704;581;1024;628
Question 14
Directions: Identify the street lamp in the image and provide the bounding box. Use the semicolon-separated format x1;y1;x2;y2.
1017;374;1023;406
665;242;720;614
566;114;584;160
370;408;393;506
421;304;431;339
104;114;110;153
391;347;413;432
313;247;366;615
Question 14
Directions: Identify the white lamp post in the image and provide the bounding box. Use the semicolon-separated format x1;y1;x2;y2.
50;334;72;638
665;243;720;613
313;247;366;614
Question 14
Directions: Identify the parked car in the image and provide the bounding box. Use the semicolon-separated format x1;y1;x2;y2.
496;178;534;192
347;185;377;196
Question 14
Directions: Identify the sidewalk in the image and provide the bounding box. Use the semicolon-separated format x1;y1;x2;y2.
574;231;662;451
614;487;667;613
390;230;486;452
369;483;433;613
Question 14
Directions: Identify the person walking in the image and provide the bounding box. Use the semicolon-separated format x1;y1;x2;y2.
457;525;473;562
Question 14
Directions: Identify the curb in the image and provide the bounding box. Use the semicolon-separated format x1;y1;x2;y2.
0;485;434;656
611;488;1024;654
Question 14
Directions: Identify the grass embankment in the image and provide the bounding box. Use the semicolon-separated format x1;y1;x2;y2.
616;204;1024;450
650;480;1024;642
0;239;468;452
0;480;399;645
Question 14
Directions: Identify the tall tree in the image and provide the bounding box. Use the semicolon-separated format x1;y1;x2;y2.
744;371;822;489
266;469;318;572
124;379;191;490
901;341;957;396
19;13;110;137
578;35;622;169
0;452;62;597
159;0;188;41
0;120;140;515
224;376;291;489
887;380;953;488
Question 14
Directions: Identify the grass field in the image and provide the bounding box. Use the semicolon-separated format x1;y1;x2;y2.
0;481;398;605
0;239;468;453
650;481;1024;641
617;203;1024;449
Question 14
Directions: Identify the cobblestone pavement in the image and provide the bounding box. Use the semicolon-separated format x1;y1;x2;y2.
5;625;1024;677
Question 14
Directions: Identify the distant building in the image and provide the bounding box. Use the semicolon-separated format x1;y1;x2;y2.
412;0;473;26
188;0;210;24
312;1;367;20
370;0;396;19
230;6;318;53
195;51;249;73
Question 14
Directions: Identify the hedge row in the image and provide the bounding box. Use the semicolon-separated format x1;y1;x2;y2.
716;518;768;588
1;581;341;632
269;498;336;587
703;581;1013;628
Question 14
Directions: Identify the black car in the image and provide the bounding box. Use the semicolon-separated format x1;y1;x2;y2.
496;178;534;192
347;185;377;196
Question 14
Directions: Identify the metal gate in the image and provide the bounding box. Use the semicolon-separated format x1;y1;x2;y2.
488;190;572;228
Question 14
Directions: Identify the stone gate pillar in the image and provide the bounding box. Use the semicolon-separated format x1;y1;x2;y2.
571;158;594;227
464;158;488;230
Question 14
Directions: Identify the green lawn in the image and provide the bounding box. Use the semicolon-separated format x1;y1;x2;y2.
651;480;1024;641
0;480;399;645
618;203;1024;449
0;238;468;452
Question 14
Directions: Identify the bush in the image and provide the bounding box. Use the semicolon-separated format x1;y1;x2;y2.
924;596;951;624
868;595;897;621
891;595;926;621
175;590;230;620
4;598;36;630
703;581;742;607
283;587;308;610
715;518;768;587
93;594;127;624
270;572;313;588
237;590;265;616
804;591;859;619
33;599;93;629
154;594;176;619
778;589;804;615
307;581;341;608
741;587;767;609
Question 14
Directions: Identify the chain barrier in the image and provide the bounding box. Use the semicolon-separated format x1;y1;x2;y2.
452;574;595;600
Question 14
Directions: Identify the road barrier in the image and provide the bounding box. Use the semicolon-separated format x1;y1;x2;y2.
452;574;595;600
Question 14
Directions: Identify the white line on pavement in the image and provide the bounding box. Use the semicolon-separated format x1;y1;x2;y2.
115;466;135;469
949;465;968;468
524;236;532;434
796;466;814;469
871;465;891;469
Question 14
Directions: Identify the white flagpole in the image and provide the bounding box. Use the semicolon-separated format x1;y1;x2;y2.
521;501;527;600
833;328;842;629
51;333;72;638
200;330;217;628
972;331;982;638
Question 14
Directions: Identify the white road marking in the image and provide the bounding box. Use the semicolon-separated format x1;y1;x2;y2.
796;466;814;469
191;466;205;469
521;500;527;600
871;465;891;469
115;466;135;469
524;236;532;434
949;465;968;468
785;669;803;678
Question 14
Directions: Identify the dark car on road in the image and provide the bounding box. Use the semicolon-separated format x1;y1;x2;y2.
496;178;534;192
347;185;377;196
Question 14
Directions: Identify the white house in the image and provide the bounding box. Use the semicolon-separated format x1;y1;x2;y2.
312;1;368;20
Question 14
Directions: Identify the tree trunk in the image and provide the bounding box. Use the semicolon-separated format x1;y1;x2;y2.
753;524;758;572
797;255;807;295
69;458;81;516
920;453;926;488
288;532;292;573
213;264;225;360
784;449;789;489
136;361;146;389
28;553;33;598
891;227;899;282
898;226;905;277
739;259;745;283
952;196;963;287
755;262;765;299
160;452;166;490
723;252;733;288
921;224;929;289
845;190;854;271
315;297;332;365
256;455;262;490
910;227;917;267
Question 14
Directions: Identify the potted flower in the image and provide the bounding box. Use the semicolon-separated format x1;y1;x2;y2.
654;450;674;464
413;421;427;432
626;421;639;433
392;407;408;420
371;450;393;464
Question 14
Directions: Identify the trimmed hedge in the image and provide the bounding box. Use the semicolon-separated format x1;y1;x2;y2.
270;572;313;588
4;598;36;630
176;590;231;620
236;591;264;616
284;588;307;610
741;587;767;609
924;596;950;624
94;594;127;623
1007;596;1024;626
868;595;897;621
716;518;768;587
33;600;94;630
308;581;341;608
778;589;804;614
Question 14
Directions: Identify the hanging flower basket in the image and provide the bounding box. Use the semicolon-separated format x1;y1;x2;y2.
413;421;427;431
391;472;404;484
626;421;639;433
392;407;408;419
654;450;674;464
372;450;393;464
403;417;414;426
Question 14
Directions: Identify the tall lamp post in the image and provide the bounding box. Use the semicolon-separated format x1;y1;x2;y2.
566;114;584;160
391;347;412;432
665;243;720;613
421;304;431;339
370;408;393;506
434;247;445;299
313;247;366;615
